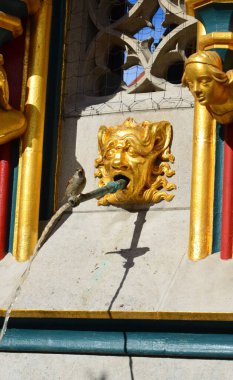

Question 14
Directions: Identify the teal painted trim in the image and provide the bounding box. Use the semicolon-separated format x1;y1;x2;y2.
128;332;233;357
0;0;28;18
0;28;13;46
1;329;233;358
195;4;233;34
6;140;19;253
211;50;233;253
212;124;224;253
40;0;66;220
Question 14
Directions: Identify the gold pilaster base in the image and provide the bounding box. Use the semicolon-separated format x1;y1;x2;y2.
13;0;52;261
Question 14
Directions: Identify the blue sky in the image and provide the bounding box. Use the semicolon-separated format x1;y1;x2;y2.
124;6;165;85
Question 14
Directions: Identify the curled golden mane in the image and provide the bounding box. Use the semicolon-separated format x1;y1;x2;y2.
95;118;176;206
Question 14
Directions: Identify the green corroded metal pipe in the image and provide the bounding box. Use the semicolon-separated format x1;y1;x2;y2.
68;179;128;207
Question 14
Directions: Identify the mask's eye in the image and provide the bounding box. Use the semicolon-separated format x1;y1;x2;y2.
199;76;212;85
201;79;211;85
127;146;137;157
187;81;194;89
105;149;115;160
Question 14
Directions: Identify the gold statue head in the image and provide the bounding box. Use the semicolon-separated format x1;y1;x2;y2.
95;118;176;206
182;51;232;105
182;51;233;124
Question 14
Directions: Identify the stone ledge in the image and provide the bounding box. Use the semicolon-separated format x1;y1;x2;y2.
1;209;232;321
0;354;232;380
1;210;189;317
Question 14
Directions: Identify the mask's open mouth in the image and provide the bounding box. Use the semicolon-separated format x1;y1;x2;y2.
114;174;130;189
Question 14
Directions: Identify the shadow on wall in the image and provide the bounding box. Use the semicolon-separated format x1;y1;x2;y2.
106;207;150;313
88;349;135;380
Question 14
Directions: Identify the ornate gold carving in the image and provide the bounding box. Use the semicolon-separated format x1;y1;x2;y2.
182;51;233;124
0;12;23;38
199;32;233;51
0;55;26;145
185;0;231;16
95;118;176;206
21;0;41;15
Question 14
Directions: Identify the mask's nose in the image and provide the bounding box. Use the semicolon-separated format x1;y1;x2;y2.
112;151;128;170
192;81;201;95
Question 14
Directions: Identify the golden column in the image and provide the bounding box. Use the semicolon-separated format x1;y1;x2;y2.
13;0;52;261
189;102;216;260
185;8;216;260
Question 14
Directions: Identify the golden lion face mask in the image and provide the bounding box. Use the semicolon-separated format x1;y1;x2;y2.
95;118;176;206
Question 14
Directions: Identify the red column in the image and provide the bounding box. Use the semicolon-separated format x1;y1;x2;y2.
0;30;25;259
220;124;233;259
0;145;11;259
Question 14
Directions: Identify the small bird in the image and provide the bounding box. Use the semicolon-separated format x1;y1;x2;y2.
64;163;86;200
